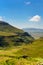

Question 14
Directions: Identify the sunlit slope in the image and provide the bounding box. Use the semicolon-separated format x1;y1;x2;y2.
0;38;43;65
16;37;43;58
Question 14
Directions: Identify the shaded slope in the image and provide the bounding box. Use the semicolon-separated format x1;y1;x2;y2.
0;21;24;33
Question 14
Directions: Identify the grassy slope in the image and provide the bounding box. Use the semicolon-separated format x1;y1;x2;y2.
0;22;43;64
0;21;24;33
0;38;43;65
16;38;43;58
0;31;34;48
0;31;17;36
0;21;34;48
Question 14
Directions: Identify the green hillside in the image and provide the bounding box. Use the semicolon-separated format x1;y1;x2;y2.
0;38;43;65
0;21;43;64
0;21;34;48
0;21;24;33
16;37;43;58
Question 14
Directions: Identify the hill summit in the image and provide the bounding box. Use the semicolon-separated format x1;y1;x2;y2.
0;21;24;33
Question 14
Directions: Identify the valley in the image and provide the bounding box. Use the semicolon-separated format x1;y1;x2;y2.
23;28;43;39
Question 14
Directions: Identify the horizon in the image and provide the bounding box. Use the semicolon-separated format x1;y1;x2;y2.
0;20;43;30
0;20;43;29
0;0;43;29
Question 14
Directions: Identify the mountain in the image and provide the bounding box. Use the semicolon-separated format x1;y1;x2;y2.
0;21;34;48
23;28;43;39
0;21;24;33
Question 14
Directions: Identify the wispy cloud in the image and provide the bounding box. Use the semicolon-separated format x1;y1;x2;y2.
29;15;41;22
0;16;3;21
0;16;6;21
24;1;31;5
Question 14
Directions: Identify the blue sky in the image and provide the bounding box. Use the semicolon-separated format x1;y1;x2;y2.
0;0;43;29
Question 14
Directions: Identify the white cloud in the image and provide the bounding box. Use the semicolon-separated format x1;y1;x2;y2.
29;15;41;22
24;1;31;5
0;16;3;21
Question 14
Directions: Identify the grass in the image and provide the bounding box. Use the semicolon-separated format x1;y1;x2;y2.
0;48;43;65
0;37;43;65
0;31;17;36
15;39;43;58
0;31;34;48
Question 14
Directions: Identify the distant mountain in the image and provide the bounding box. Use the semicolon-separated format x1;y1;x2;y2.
23;28;43;39
0;21;34;48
